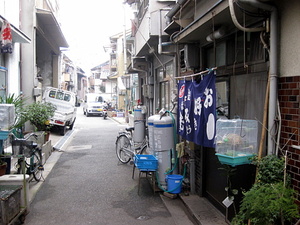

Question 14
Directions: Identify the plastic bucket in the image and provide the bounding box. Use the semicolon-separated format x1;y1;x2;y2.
166;174;183;194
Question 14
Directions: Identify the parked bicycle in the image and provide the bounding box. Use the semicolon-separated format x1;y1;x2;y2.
11;133;44;182
115;126;149;164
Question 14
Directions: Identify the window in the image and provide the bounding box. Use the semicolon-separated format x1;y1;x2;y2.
49;90;71;102
49;90;56;98
95;72;101;79
157;61;173;111
64;94;71;102
204;30;266;120
0;67;7;99
206;41;226;68
96;96;103;103
205;31;265;68
216;80;229;119
56;91;64;100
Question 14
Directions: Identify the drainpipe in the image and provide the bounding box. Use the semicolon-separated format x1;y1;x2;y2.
158;9;176;55
228;0;265;32
123;3;127;74
165;0;189;23
229;0;278;155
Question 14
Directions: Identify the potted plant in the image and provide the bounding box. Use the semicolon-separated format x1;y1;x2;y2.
23;101;56;132
0;94;27;173
0;93;27;128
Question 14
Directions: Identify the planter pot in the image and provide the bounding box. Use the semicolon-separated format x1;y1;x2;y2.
0;130;10;140
0;163;7;176
216;153;254;167
1;157;11;174
44;131;50;143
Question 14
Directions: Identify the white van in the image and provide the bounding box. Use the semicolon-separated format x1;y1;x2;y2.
82;93;107;117
43;87;78;135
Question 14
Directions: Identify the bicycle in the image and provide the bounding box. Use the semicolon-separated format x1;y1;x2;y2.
11;133;44;182
115;126;149;164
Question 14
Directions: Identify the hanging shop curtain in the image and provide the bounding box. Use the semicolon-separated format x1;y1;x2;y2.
177;70;216;148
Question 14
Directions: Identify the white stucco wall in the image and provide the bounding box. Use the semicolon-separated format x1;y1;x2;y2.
20;0;36;103
134;1;172;55
279;0;300;77
0;0;22;96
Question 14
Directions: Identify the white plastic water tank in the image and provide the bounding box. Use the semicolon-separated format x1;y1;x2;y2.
153;115;174;188
153;115;174;151
147;115;160;155
133;107;145;143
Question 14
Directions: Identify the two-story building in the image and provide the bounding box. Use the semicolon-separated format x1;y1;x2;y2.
0;0;86;133
0;0;31;98
90;61;117;105
125;0;300;222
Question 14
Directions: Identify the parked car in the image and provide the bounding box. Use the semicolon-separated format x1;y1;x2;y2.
43;87;78;135
82;93;107;117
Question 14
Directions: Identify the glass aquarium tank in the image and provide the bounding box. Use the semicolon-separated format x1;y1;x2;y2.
215;119;258;166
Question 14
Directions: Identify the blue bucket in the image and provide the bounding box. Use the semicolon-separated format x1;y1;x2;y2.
166;174;183;194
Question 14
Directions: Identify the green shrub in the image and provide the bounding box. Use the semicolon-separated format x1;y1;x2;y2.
232;182;299;225
252;155;285;185
232;155;300;225
23;102;56;131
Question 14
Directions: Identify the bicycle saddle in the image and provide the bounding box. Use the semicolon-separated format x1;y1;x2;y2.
125;127;134;132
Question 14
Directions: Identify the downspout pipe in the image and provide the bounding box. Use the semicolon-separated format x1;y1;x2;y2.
165;0;189;23
158;9;176;55
228;0;265;32
230;0;278;155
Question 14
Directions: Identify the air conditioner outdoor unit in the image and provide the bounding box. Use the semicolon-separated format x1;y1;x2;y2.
142;84;148;98
147;85;154;99
184;44;200;69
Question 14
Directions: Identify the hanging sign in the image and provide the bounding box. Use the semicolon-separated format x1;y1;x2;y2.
1;20;13;54
177;70;216;148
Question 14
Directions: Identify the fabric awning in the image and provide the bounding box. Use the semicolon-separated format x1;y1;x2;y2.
36;9;68;48
0;15;31;43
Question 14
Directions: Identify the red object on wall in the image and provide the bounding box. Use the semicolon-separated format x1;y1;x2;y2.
0;20;13;53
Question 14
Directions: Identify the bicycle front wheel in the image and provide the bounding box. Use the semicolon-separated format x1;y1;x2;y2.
116;134;132;164
31;151;43;182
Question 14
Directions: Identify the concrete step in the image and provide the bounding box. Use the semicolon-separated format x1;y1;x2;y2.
160;193;197;225
179;194;228;225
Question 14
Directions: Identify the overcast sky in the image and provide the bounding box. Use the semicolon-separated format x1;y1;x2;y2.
59;0;132;73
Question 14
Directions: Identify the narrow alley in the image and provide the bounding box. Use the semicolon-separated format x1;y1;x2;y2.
22;110;180;225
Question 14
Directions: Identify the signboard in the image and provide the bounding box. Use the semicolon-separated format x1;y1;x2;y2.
177;70;216;148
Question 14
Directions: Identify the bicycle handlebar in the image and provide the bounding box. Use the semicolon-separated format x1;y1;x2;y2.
10;132;38;141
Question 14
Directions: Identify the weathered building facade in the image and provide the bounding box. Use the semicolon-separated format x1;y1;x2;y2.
125;0;300;222
90;61;117;104
20;0;69;105
126;0;178;116
0;0;31;98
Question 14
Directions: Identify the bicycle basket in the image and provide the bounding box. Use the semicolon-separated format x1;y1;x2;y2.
12;140;35;157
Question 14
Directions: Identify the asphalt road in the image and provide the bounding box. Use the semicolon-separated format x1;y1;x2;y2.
23;109;175;225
